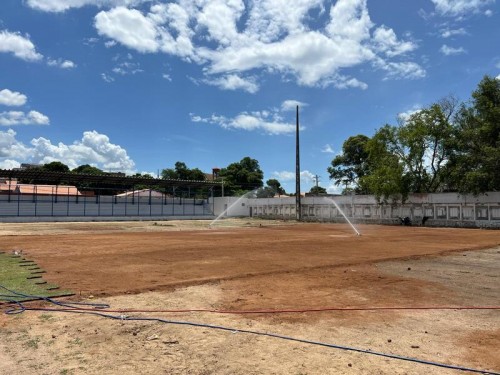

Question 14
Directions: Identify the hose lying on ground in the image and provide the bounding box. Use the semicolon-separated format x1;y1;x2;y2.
1;284;499;375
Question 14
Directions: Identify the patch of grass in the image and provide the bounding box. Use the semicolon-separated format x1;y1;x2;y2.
24;337;40;349
0;253;71;302
38;313;55;321
68;338;83;346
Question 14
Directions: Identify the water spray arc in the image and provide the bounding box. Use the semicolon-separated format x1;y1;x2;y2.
209;188;260;227
324;197;361;236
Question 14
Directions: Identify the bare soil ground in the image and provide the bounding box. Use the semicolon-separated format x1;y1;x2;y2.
0;219;499;375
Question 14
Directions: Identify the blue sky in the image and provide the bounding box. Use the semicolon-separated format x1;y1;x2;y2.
1;0;499;194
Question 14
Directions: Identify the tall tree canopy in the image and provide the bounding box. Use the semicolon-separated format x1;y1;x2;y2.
327;134;370;194
329;97;458;201
218;157;264;196
308;185;327;195
42;161;70;173
72;164;104;174
266;179;286;196
328;76;499;199
447;76;500;193
161;162;206;181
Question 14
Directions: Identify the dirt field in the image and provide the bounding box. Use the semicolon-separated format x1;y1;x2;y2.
0;219;499;375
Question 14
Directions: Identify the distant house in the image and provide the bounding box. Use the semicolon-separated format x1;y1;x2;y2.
0;179;82;196
0;178;16;194
114;189;165;198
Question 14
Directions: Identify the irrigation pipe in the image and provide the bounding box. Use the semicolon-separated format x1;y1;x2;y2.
46;305;500;314
2;285;499;375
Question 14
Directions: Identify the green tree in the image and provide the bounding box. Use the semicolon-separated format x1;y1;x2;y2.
218;157;264;196
447;76;500;193
161;162;206;181
327;135;371;194
254;179;287;198
266;179;286;196
309;186;327;195
42;161;70;173
359;97;457;202
72;164;104;174
361;126;408;202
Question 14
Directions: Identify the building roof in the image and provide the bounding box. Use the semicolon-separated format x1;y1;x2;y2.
0;179;17;192
0;169;222;189
15;184;82;195
115;189;165;197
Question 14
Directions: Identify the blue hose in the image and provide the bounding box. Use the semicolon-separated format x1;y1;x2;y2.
1;284;499;375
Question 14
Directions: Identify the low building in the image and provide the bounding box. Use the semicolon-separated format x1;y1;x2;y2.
0;179;81;196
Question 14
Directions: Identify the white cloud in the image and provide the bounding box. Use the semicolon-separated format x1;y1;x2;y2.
26;0;148;12
0;159;21;169
485;9;493;16
112;61;143;75
101;73;115;82
326;182;343;194
89;0;424;90
61;60;77;69
191;100;307;135
0;129;33;159
281;100;308;112
162;73;172;81
321;144;335;154
397;105;422;123
440;27;467;38
0;89;27;107
431;0;494;16
440;44;466;55
331;75;369;89
95;7;159;53
272;170;315;183
0;129;135;172
0;111;50;126
374;59;426;80
372;26;417;57
0;30;43;61
202;74;259;94
272;171;295;181
48;58;77;69
496;74;500;80
192;112;296;135
105;40;117;48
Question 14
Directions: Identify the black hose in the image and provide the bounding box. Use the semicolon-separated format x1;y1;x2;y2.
2;285;498;374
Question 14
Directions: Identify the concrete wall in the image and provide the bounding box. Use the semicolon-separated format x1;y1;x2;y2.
212;196;251;218
214;192;500;228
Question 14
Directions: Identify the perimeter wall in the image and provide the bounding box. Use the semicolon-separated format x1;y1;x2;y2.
0;192;213;222
213;192;500;228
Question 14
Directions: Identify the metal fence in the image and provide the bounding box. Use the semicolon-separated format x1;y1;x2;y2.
0;188;213;218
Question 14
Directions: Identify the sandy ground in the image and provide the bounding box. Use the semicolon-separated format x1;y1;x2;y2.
0;219;499;375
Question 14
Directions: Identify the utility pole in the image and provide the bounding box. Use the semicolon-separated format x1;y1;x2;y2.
313;174;320;188
296;105;301;221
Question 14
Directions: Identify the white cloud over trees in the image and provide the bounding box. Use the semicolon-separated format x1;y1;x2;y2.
0;129;136;172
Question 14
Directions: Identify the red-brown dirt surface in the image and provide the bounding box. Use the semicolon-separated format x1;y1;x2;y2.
2;222;498;297
0;220;499;375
